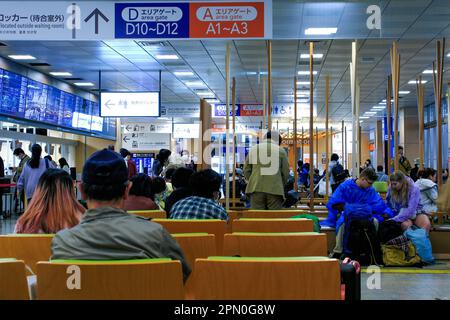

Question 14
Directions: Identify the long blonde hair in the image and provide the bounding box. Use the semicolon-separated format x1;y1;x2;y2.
437;182;450;212
389;171;410;207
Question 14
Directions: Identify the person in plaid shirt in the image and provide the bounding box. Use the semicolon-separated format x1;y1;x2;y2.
169;169;228;221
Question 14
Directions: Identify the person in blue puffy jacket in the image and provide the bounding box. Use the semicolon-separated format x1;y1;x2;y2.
321;168;392;257
386;171;430;233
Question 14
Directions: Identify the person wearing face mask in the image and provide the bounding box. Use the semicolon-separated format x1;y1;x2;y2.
169;169;228;221
12;148;30;183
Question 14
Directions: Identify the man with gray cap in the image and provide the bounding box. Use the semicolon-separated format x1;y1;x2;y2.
51;148;191;281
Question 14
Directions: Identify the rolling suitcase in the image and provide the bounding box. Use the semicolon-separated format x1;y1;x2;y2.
340;258;361;300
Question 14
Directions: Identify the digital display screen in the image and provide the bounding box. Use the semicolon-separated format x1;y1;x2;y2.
0;68;116;140
132;153;155;176
1;70;27;117
100;91;160;117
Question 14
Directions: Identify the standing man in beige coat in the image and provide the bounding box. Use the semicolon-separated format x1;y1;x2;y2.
244;131;290;210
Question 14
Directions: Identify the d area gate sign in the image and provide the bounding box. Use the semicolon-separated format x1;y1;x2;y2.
0;1;272;40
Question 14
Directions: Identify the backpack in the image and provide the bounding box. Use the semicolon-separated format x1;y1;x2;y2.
404;226;434;264
331;163;346;187
378;220;403;244
343;204;382;266
381;235;422;266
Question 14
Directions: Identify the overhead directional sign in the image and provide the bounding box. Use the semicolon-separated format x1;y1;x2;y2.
100;91;160;117
0;1;271;40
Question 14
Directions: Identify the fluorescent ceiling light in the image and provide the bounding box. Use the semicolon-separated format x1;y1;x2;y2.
74;82;94;87
300;54;323;59
297;90;310;95
373;106;386;109
378;102;386;105
305;27;338;36
8;55;36;60
359;116;370;119
155;54;178;60
447;53;450;57
205;99;220;103
364;112;377;115
422;69;436;74
185;81;205;87
196;91;215;97
50;72;72;77
298;71;318;75
246;72;257;75
408;80;427;84
174;71;194;76
399;91;410;95
296;81;310;85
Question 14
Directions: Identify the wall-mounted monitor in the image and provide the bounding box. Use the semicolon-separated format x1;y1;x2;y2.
100;91;160;117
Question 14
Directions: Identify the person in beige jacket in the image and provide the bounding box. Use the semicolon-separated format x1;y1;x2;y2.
244;131;290;210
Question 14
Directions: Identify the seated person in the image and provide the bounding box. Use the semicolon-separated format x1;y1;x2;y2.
283;177;299;208
15;169;85;233
51;149;191;281
387;171;430;233
164;167;194;215
415;168;438;215
320;168;391;257
169;169;228;221
376;165;388;182
151;176;168;210
123;173;158;211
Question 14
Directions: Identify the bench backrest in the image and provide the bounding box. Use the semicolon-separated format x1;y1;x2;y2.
223;232;327;257
0;259;30;300
128;210;167;219
232;218;314;233
194;257;341;300
37;259;184;300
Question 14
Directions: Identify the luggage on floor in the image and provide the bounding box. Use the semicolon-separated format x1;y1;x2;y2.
404;226;434;265
340;258;361;301
381;235;422;266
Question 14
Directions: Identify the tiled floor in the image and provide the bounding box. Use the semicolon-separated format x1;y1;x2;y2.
0;216;17;234
362;273;450;300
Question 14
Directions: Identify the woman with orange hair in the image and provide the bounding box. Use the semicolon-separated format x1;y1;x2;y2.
15;169;85;234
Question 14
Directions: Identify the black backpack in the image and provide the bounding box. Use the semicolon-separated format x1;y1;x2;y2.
345;219;382;266
331;163;346;188
378;220;403;244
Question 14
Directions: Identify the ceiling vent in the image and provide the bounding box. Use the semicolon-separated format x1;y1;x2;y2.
138;41;166;47
64;77;83;81
298;60;322;66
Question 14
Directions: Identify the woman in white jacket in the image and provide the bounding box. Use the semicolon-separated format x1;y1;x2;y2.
415;168;438;214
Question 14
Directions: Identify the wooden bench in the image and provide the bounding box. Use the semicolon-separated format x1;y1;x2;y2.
128;210;167;219
223;232;327;257
0;259;30;300
232;218;314;233
152;219;228;255
193;256;341;300
172;233;216;299
0;234;53;274
37;259;184;300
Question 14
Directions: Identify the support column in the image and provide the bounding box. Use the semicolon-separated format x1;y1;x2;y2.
376;120;383;167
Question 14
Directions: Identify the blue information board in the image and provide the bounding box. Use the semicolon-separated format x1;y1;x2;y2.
0;68;116;140
115;3;189;38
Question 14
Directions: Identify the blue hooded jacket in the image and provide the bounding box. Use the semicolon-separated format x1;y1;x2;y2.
325;179;393;232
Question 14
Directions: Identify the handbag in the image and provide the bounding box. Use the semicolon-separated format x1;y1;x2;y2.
381;235;421;266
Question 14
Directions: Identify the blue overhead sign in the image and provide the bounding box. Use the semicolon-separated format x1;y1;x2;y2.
115;2;189;38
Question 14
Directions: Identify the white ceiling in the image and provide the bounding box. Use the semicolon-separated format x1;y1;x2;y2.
0;0;449;130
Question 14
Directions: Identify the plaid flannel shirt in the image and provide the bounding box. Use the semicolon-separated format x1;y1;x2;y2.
169;196;229;221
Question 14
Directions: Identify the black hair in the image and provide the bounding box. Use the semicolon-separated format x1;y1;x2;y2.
285;177;294;191
44;155;52;161
331;153;339;162
297;160;303;167
119;148;130;158
13;148;25;156
165;168;176;181
419;168;436;180
129;173;152;198
156;149;171;162
37;168;73;196
314;168;319;174
366;159;371;164
29;144;42;169
398;145;404;150
189;169;222;198
82;182;128;202
360;168;378;182
377;165;384;172
107;145;115;151
264;131;282;145
59;157;69;168
172;167;194;189
151;176;167;196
